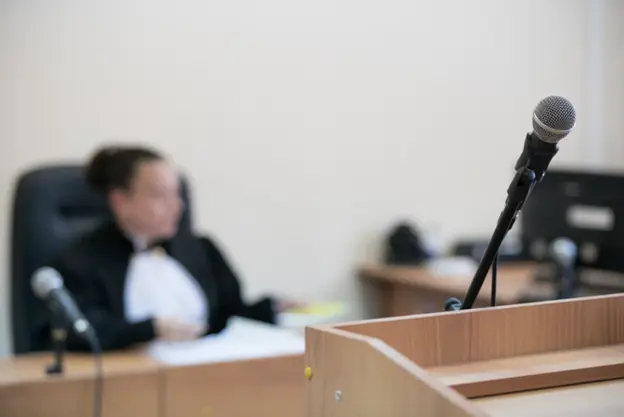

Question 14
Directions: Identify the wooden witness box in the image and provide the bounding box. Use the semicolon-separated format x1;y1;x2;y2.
305;294;624;416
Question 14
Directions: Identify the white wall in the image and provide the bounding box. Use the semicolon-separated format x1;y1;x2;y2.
0;0;622;356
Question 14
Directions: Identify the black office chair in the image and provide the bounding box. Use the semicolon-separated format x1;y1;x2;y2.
10;165;192;354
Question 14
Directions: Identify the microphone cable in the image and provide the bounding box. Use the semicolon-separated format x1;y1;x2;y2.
84;329;104;417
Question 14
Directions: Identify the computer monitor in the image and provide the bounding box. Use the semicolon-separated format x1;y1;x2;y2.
521;168;624;273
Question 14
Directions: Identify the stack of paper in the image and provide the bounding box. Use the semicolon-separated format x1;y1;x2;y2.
147;317;305;366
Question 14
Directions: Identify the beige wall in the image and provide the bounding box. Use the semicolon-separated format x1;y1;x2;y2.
1;0;622;356
603;0;624;161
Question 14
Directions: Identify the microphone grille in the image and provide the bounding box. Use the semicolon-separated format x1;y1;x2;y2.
31;267;63;298
532;96;576;144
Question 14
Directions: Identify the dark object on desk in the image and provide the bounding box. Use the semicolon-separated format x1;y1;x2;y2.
451;237;531;263
385;222;429;265
9;165;192;354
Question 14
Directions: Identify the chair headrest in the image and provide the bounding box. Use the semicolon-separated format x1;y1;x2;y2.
12;165;111;272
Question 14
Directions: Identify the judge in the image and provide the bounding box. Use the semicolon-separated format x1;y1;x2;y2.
43;146;290;351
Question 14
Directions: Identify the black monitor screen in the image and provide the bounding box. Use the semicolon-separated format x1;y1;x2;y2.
521;168;624;273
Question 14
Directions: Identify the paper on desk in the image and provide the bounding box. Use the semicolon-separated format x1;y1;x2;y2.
278;302;348;334
426;256;478;278
147;317;305;366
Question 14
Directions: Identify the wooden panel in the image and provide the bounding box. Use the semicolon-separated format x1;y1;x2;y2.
0;351;159;384
0;353;160;417
473;379;624;417
428;344;624;398
305;326;484;417
336;294;624;367
162;355;304;417
1;351;306;417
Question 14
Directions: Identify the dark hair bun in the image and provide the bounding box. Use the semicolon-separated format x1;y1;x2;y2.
85;147;122;191
85;145;161;192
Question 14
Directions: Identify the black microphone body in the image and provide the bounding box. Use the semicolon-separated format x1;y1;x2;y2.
47;286;91;335
514;133;559;183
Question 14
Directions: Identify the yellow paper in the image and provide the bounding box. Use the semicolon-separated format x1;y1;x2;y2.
286;302;344;316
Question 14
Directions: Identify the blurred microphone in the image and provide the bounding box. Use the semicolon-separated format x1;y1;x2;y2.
550;238;578;299
31;267;93;339
551;238;578;267
33;267;103;417
514;95;577;182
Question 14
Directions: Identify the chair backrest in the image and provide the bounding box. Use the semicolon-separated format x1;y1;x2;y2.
10;165;192;353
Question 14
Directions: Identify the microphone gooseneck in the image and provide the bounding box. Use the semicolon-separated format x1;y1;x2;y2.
445;96;577;311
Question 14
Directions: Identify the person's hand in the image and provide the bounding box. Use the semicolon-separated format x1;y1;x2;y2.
154;317;206;342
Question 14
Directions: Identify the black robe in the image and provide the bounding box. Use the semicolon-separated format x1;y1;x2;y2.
35;221;276;351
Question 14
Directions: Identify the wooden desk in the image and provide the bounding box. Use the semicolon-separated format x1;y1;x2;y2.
163;354;303;417
0;352;160;417
360;262;545;316
0;351;304;417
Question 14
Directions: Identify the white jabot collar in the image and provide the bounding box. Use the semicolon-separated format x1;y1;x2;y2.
130;235;149;252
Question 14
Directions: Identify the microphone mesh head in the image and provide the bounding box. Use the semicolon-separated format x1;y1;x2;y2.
532;95;576;144
31;267;63;298
551;237;577;262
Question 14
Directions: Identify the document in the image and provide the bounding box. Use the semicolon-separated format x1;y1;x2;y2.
147;317;305;366
426;256;477;278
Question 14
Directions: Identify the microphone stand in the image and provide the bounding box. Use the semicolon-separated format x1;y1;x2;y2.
46;312;69;375
445;166;537;311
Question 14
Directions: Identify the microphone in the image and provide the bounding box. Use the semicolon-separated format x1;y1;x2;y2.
550;238;578;299
551;238;577;267
445;96;577;311
514;96;577;182
32;267;104;417
31;267;93;339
